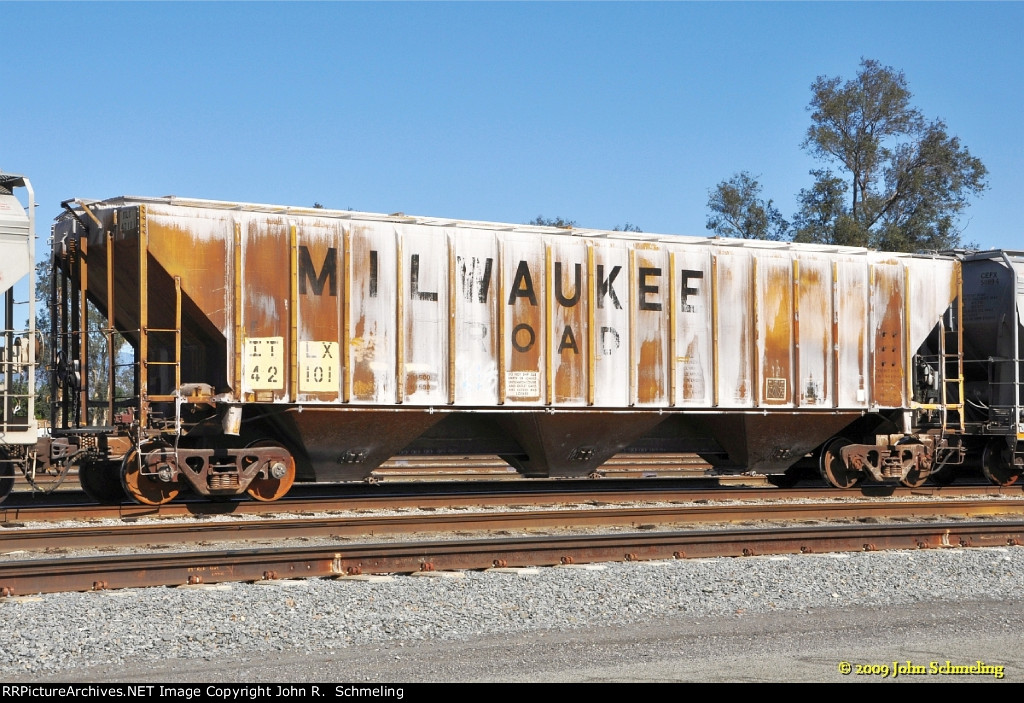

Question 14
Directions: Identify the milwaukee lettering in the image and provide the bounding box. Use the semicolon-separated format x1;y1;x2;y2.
297;250;695;318
298;246;337;296
680;269;703;313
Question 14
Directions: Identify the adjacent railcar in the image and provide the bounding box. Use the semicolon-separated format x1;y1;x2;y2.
960;250;1024;485
0;172;39;502
47;195;985;504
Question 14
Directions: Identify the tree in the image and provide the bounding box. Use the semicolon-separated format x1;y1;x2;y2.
706;171;789;240
35;262;133;424
798;58;987;251
790;169;866;246
33;263;52;420
528;215;576;229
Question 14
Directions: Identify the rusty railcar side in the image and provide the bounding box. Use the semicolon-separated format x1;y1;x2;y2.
50;196;965;501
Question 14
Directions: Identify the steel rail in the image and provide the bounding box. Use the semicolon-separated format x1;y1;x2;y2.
2;498;1024;552
2;481;1020;524
1;521;1022;596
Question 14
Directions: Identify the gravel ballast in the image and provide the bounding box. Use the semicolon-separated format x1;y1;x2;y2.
2;543;1022;682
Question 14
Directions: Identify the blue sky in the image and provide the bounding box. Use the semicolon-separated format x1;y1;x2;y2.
3;2;1022;252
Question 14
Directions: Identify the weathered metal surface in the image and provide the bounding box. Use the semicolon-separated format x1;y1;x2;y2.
871;261;906;408
493;412;667;477
591;238;630;406
691;412;859;474
265;407;451;482
502;232;545;405
796;255;832;407
713;248;753;406
756;253;794;406
671;247;712;406
452;229;499;405
49;196;967;480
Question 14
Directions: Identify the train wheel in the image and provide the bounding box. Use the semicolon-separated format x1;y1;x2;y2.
79;461;127;504
819;437;863;489
245;440;295;502
0;450;15;502
897;439;929;488
900;469;929;488
121;444;181;506
981;439;1021;487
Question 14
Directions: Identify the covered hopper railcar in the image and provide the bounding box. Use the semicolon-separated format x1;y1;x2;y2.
0;172;40;502
41;194;1008;504
959;250;1024;485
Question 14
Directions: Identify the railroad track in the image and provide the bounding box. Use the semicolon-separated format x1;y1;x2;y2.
3;491;1024;596
2;479;1019;523
3;497;1024;551
2;521;1022;597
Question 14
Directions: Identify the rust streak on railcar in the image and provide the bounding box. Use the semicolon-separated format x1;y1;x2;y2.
497;235;506;406
241;218;290;403
503;234;544;405
586;242;596;406
872;261;906;408
544;243;553;406
145;219;230;333
792;259;801;408
294;217;342;402
669;251;678;406
591;239;629;407
758;253;794;407
342;225;352;403
797;257;831;408
233;221;243;399
748;252;759;408
633;242;667;406
673;247;711;406
289;224;298;402
550;237;587;405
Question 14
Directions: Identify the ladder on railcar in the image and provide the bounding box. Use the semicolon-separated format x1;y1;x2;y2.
934;282;966;471
912;277;966;469
52;206;181;434
938;297;966;435
121;213;182;433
